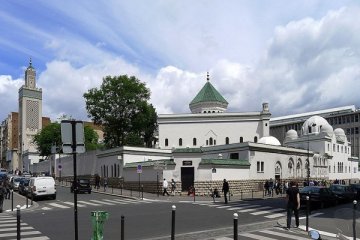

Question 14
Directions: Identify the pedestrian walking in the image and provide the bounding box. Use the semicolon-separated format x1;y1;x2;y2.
103;177;108;191
264;180;270;196
163;178;170;196
286;181;300;229
0;182;5;213
222;179;229;204
95;174;100;190
170;179;176;196
4;178;10;199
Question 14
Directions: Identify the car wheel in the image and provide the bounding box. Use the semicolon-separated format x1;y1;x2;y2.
88;190;91;194
52;195;56;200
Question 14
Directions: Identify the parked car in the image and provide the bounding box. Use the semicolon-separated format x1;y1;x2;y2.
329;184;354;203
28;177;56;200
71;179;92;194
18;178;30;196
11;177;24;191
299;186;338;208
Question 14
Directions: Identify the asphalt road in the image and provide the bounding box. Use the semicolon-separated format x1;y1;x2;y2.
4;186;360;240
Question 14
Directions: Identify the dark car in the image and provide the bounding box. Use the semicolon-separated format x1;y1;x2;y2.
350;184;360;200
18;178;30;196
329;184;354;203
299;186;338;208
71;179;92;194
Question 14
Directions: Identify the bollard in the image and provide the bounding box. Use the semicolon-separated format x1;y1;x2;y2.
31;188;34;205
229;191;231;202
233;213;238;240
306;196;309;231
121;184;123;195
26;193;29;208
11;190;14;211
112;185;113;194
252;189;254;199
91;211;109;240
121;215;125;240
193;188;196;202
16;205;21;240
353;200;357;240
241;190;243;200
171;205;176;240
141;185;144;200
130;187;132;197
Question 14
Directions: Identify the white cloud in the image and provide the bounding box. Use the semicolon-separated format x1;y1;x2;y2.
0;75;23;116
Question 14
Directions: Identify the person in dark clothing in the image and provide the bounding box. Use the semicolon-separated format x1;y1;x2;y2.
222;179;230;204
286;181;300;229
0;182;5;213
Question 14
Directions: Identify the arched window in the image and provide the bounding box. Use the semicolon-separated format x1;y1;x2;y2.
179;138;183;146
206;140;209;145
165;138;168;147
111;165;114;177
209;137;213;145
225;137;229;145
254;136;258;143
214;140;216;145
240;137;243;143
193;138;197;146
114;164;117;177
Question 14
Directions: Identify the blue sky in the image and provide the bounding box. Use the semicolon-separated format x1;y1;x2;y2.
1;1;360;122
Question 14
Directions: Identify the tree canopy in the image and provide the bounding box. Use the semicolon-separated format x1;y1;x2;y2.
83;75;157;148
33;123;100;157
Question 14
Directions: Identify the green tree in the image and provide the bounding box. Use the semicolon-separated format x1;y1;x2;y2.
83;75;157;148
33;123;100;157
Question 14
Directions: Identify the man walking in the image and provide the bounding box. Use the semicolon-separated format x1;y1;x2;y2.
163;178;170;196
286;181;300;229
222;179;229;204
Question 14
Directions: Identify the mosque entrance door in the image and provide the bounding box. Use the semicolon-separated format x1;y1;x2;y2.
181;167;194;191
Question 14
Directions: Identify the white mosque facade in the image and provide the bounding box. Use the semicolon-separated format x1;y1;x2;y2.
31;73;360;193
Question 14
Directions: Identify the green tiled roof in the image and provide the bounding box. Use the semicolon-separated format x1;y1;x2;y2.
124;159;175;168
190;81;228;105
200;159;250;166
173;148;203;153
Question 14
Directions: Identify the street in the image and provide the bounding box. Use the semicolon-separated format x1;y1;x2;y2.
1;185;360;239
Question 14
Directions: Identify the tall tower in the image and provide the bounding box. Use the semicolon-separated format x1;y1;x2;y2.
18;59;43;172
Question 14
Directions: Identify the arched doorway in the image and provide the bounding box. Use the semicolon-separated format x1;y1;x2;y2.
275;161;282;181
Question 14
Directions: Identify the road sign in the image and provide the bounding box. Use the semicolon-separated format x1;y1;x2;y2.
137;164;142;174
58;164;63;171
61;120;85;153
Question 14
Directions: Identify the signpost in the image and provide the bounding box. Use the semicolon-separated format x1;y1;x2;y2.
137;165;142;197
61;120;85;240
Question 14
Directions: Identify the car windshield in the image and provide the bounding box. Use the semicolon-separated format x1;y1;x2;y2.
14;178;22;182
332;185;346;191
79;180;89;184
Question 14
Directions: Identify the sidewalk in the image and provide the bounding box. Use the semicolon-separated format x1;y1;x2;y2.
57;180;286;203
2;191;38;213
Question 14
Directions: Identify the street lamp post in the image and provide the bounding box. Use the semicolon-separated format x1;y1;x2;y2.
307;123;316;186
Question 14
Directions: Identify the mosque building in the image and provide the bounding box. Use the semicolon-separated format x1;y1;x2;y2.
29;72;360;194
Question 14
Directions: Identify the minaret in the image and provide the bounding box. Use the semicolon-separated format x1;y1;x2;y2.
18;58;43;172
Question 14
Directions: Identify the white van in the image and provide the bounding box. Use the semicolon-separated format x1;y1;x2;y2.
28;177;56;200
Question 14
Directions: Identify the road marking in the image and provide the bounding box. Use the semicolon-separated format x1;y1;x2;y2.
239;232;276;240
20;237;50;240
0;226;33;232
0;223;27;227
216;206;233;209
251;208;284;215
0;231;42;238
264;213;285;218
261;229;310;240
238;206;270;213
226;204;251;211
90;200;115;205
62;201;86;207
299;212;323;219
0;220;16;223
41;207;52;210
47;203;70;209
77;200;101;206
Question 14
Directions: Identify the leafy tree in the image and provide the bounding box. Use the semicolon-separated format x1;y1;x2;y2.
83;75;157;148
33;123;100;157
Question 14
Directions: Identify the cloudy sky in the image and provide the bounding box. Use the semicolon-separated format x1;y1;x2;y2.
1;1;360;122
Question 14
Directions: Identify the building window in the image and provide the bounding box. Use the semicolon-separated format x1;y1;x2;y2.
345;147;347;153
240;137;243;143
206;140;209;145
230;153;239;159
179;138;182;146
341;146;343;153
210;137;214;145
254;136;258;143
333;144;335;151
165;138;168;147
257;161;264;172
225;137;229;145
111;165;113;177
328;144;330;151
337;145;339;152
193;138;197;146
214;140;216;145
329;166;331;173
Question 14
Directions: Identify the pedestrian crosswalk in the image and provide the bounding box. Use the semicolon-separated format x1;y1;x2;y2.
192;202;286;219
212;227;310;240
40;198;153;211
0;213;50;240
